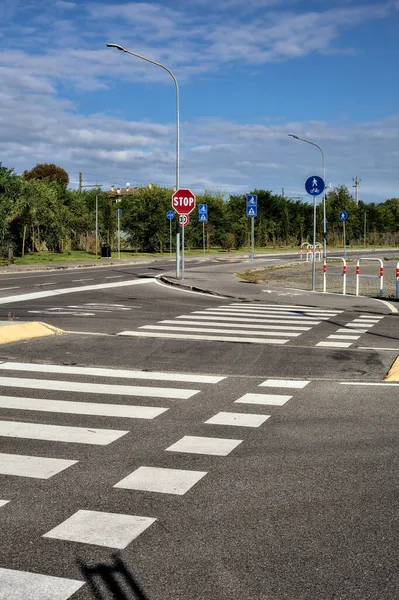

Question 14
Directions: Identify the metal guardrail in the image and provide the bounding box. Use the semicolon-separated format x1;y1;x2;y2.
355;258;384;297
323;257;347;295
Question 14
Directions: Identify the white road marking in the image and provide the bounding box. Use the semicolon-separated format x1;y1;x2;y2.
259;379;309;388
0;376;199;399
0;420;128;445
345;322;373;328
235;393;292;406
0;396;169;420
0;453;77;479
0;286;20;291
234;303;340;312
178;314;321;326
43;510;156;549
375;299;398;313
337;328;367;334
114;466;207;495
225;305;338;317
166;435;242;456
358;315;383;320
0;500;10;507
34;282;59;286
200;309;329;320
0;362;225;384
28;310;96;316
140;325;301;337
71;278;94;282
351;320;376;325
0;568;84;599
105;275;124;279
159;319;311;331
118;331;288;344
0;278;153;306
205;412;270;428
316;341;353;348
328;335;360;340
340;382;399;387
359;346;399;351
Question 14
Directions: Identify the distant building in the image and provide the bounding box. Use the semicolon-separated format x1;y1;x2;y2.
107;185;138;202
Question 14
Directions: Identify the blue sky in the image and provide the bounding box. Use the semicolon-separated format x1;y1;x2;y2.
1;0;398;202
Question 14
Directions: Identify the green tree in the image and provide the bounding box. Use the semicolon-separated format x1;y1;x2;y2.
23;163;69;188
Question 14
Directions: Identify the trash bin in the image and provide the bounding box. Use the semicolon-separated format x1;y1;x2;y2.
101;244;111;258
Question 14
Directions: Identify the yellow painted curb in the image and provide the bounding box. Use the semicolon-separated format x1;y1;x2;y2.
0;322;66;345
384;355;399;382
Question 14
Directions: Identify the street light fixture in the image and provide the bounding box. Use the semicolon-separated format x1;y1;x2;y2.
288;134;327;260
106;43;182;277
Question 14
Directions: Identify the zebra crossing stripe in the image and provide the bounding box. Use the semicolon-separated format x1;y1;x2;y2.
158;319;311;331
0;376;200;399
0;568;84;599
0;453;77;479
118;331;288;344
140;325;301;337
0;420;128;445
0;500;10;507
180;314;322;325
235;393;292;406
0;362;225;384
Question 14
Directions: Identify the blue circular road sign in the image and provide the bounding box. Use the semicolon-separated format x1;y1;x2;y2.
339;211;348;222
166;210;175;220
305;176;325;196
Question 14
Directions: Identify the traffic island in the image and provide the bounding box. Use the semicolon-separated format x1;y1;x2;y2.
0;321;65;344
385;355;399;382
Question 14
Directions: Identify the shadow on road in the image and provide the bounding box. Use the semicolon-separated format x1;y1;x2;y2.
77;553;149;599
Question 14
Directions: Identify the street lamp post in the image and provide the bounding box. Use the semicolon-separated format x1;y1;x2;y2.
106;43;181;278
288;134;327;260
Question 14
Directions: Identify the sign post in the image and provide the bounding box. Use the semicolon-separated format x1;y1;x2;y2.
116;208;122;259
198;204;208;259
339;211;348;260
172;188;196;280
166;210;175;256
305;176;325;291
246;195;258;262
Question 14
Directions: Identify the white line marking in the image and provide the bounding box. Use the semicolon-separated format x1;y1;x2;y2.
166;435;242;456
201;309;328;320
316;341;353;348
0;420;128;445
205;412;270;427
0;376;200;399
114;466;207;495
0;568;84;599
340;382;399;387
351;320;376;325
0;452;77;479
179;314;321;326
159;319;311;331
28;310;96;316
35;282;59;287
105;275;124;279
345;323;373;328
71;278;94;282
86;303;128;307
358;346;399;351
358;315;383;320
140;325;301;337
0;362;225;384
337;328;367;334
232;303;341;312
224;305;338;317
0;278;153;306
328;335;360;340
118;331;288;344
0;396;169;420
235;393;292;406
375;299;398;313
43;510;156;549
259;380;309;388
0;286;20;291
0;500;9;507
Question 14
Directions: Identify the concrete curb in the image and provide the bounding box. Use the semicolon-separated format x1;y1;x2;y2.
0;322;66;345
385;355;399;381
159;275;239;299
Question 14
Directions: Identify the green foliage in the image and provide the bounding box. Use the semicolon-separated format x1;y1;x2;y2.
23;163;69;188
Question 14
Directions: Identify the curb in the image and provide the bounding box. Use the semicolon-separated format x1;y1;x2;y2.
385;355;399;382
0;322;66;345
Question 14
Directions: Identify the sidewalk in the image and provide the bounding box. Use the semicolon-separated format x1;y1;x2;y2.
160;259;399;315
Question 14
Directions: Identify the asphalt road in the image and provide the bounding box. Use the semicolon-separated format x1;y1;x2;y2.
1;253;399;600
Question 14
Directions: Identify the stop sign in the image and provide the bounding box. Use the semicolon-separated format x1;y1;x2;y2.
172;188;196;215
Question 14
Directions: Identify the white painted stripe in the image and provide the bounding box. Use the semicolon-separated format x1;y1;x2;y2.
0;568;84;599
0;362;225;384
43;510;156;549
259;380;309;388
328;335;360;340
200;309;328;320
0;500;10;507
0;376;199;399
0;278;153;306
235;393;292;406
105;275;124;279
28;310;96;316
229;303;341;313
224;306;338;317
166;435;242;456
35;282;58;287
140;325;301;337
337;328;367;334
352;320;376;324
375;299;398;313
118;331;288;344
0;420;128;445
205;412;270;427
0;452;77;479
159;319;311;331
345;323;373;328
71;278;94;282
0;286;20;291
86;303;128;307
340;382;399;387
358;346;399;351
0;396;168;420
179;314;321;326
114;466;207;495
316;341;353;348
358;315;383;320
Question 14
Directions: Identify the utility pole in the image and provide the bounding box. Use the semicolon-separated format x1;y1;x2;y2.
353;176;361;206
282;188;285;198
79;172;83;192
364;211;367;248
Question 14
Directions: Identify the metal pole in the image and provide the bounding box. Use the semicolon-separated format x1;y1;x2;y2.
176;225;180;279
343;220;346;260
364;211;367;248
181;223;185;280
251;217;255;262
312;196;317;291
203;221;205;258
117;210;121;259
170;219;172;256
95;195;98;259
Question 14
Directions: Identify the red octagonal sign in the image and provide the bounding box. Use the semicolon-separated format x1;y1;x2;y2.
172;188;196;215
